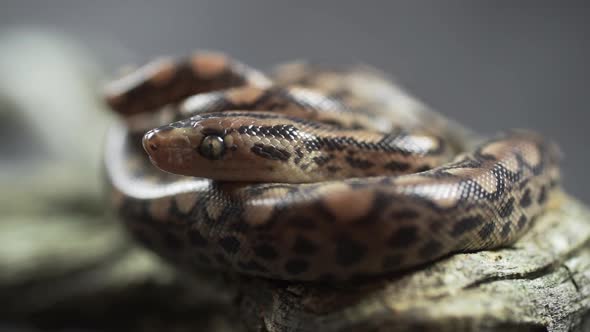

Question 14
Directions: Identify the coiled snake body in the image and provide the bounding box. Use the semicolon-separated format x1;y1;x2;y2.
104;52;561;281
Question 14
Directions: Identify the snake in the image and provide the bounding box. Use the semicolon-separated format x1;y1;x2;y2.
103;51;561;282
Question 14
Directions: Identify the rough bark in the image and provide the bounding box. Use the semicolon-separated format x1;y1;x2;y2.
238;192;590;332
2;186;590;331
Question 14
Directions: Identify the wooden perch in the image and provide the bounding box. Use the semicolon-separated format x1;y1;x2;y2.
238;193;590;332
2;188;590;331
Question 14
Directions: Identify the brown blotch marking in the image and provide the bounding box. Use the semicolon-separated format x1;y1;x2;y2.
251;143;291;161
478;222;496;240
163;231;184;250
317;273;336;283
214;253;229;266
538;186;548;204
148;197;172;221
519;189;532;208
345;156;375;170
415;165;432;173
419;240;442;259
451;216;484;237
313;155;333;167
148;58;177;86
321;184;374;223
174;192;199;214
520;143;541;167
384;160;410;172
335;235;367;267
237;260;268;273
284;259;310;275
517;215;528;230
242;187;290;226
326;166;341;173
206;200;224;220
253;244;279;260
218;236;241;254
292;235;319;255
382;254;404;270
481;141;520;173
104;58;173;103
518;179;530;190
390;209;420;220
429;220;443;233
227;86;265;104
387;226;419;249
191;52;229;79
294;148;304;164
501;223;512;239
243;204;274;226
499;197;515;218
188;229;208;248
289;217;317;230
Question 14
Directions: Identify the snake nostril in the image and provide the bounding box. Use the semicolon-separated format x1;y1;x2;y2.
143;131;159;152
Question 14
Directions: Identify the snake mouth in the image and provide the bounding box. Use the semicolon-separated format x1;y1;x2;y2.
142;126;201;171
143;126;199;151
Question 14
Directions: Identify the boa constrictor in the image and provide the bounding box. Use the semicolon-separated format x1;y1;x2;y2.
103;51;561;281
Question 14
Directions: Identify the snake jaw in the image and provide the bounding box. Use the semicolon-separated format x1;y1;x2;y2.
143;125;204;175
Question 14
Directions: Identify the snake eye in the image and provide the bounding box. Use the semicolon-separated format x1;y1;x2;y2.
199;135;225;160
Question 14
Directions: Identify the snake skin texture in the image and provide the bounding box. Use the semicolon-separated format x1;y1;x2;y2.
103;51;561;281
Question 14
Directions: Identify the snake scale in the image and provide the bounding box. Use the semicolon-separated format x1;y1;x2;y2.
104;51;561;281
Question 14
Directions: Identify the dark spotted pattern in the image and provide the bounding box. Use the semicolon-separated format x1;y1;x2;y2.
285;259;310;275
188;230;208;247
238;124;299;141
382;255;404;269
292;236;319;255
451;217;484;238
517;215;528;229
538;186;548;204
105;53;262;116
335;235;368;267
419;240;443;259
384;161;410;172
499;198;515;218
387;226;418;248
345;156;375;169
478;222;496;241
238;260;268;273
501;223;512;239
520;189;532;208
218;236;241;254
104;52;561;281
253;244;279;260
391;209;420;220
251;144;291;161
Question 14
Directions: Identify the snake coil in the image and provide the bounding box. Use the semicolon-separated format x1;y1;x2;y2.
104;51;561;281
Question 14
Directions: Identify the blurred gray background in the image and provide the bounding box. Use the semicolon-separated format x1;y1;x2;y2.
1;1;588;202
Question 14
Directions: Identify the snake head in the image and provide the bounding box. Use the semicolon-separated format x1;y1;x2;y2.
142;112;302;182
